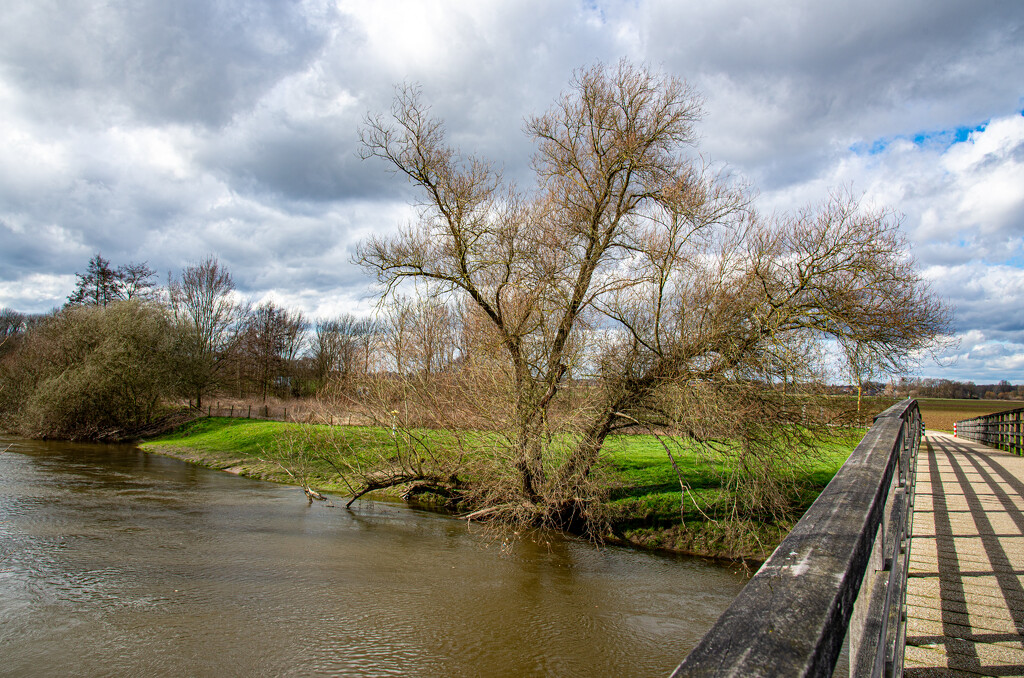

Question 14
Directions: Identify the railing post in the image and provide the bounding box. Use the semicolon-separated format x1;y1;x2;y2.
1011;413;1019;456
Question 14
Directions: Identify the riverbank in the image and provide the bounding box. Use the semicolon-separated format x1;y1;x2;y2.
141;417;859;562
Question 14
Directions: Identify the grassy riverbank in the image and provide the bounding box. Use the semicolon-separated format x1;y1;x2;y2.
600;431;860;559
142;417;860;561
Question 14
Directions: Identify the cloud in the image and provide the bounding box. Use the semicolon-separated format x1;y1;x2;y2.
0;272;75;311
930;330;1024;382
923;262;1024;342
0;0;331;129
637;0;1024;187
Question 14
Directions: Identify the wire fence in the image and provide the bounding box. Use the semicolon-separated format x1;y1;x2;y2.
204;403;369;427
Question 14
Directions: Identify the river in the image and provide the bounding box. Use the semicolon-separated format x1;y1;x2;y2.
0;435;746;677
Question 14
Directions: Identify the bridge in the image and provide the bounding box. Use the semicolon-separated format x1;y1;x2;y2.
672;400;1024;677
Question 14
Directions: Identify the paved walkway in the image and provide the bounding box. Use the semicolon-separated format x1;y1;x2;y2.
905;432;1024;677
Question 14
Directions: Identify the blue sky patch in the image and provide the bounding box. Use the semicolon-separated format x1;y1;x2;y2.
993;253;1024;269
852;121;989;157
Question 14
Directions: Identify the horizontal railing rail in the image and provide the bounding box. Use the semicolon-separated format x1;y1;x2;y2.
955;406;1024;455
672;399;922;678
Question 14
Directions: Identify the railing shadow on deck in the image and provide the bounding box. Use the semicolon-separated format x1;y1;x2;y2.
903;435;1024;676
672;399;922;678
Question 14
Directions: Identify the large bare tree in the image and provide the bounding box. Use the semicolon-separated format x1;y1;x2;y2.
353;61;950;531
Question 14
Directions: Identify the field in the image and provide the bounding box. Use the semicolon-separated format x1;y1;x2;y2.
915;398;1024;432
841;396;1024;433
139;398;1024;559
599;429;860;557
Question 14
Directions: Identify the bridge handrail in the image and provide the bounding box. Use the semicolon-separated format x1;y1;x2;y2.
671;399;922;678
955;406;1024;455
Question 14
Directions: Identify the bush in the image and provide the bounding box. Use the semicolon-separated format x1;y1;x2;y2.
0;300;181;439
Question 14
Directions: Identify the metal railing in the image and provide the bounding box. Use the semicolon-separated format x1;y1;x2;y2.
955;406;1024;455
672;399;922;678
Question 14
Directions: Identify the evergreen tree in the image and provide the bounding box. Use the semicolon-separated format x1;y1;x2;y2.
66;254;158;306
67;253;120;307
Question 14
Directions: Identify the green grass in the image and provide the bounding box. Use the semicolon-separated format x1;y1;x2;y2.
145;417;296;456
600;430;858;525
596;430;859;559
141;418;375;491
142;417;487;493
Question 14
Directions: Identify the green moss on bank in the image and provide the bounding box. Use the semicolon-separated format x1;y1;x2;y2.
142;417;857;561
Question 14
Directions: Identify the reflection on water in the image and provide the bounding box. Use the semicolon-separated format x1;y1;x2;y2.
0;435;745;677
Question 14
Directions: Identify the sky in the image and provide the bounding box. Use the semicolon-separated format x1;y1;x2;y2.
0;0;1022;382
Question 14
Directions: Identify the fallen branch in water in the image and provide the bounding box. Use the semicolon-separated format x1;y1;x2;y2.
259;454;333;506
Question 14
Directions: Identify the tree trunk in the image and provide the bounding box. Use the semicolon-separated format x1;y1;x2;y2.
558;408;616;487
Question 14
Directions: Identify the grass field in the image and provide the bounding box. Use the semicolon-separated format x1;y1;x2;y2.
142;397;1018;558
600;430;860;557
141;417;426;492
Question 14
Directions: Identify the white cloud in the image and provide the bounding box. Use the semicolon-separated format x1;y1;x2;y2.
755;111;1024;272
930;331;1024;382
0;272;75;310
914;264;1024;382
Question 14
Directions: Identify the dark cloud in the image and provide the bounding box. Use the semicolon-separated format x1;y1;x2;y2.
0;0;331;128
926;263;1024;345
201;114;401;202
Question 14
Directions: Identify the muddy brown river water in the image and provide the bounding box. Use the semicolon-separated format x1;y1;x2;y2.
0;435;746;677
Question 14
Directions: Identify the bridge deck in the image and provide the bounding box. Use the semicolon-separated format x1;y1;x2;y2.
905;432;1024;676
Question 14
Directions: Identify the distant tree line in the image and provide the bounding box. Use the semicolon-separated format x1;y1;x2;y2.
881;377;1024;401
